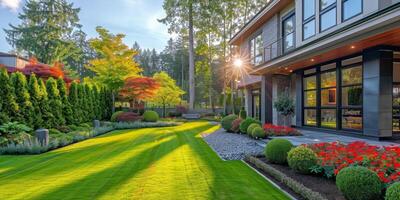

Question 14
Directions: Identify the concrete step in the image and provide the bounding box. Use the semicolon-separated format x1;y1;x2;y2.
182;113;201;119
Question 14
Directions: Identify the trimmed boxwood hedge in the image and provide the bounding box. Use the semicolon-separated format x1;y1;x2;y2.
143;111;159;122
221;114;238;132
287;146;317;174
386;182;400;200
265;139;293;164
239;117;261;134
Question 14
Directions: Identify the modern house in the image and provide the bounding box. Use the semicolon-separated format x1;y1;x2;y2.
232;0;400;139
0;52;29;69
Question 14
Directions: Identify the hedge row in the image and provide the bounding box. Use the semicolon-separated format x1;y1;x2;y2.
0;68;113;129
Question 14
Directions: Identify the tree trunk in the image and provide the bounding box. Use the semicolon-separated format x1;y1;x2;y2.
163;104;166;118
188;1;195;111
222;4;227;115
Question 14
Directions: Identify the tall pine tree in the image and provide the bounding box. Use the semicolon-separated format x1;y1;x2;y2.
46;78;65;127
0;69;19;124
28;74;43;129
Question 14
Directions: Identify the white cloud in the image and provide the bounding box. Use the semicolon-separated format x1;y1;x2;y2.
0;0;21;12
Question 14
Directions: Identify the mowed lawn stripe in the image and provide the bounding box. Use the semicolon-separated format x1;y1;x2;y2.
0;122;290;200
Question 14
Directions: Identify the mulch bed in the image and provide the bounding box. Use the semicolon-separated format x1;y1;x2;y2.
246;156;346;200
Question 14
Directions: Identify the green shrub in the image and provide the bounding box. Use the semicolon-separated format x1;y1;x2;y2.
231;118;243;133
287;146;317;174
336;166;381;200
265;139;293;164
251;127;266;139
221;114;238;132
247;123;261;135
143;110;159;122
239;108;247;119
111;111;124;122
386;182;400;200
0;122;32;135
240;117;261;134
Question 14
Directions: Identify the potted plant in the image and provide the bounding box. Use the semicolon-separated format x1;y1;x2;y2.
273;91;295;127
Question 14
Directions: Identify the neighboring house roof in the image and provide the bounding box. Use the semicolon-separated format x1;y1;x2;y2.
229;0;291;45
0;52;29;62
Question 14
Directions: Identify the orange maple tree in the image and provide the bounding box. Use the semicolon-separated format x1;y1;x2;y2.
119;77;160;104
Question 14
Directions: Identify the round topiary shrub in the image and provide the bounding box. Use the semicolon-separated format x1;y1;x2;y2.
143;110;159;122
239;117;261;134
231;118;243;133
247;123;261;136
287;146;317;174
221;114;238;132
265;138;293;164
386;182;400;200
251;127;266;139
336;166;381;200
239;108;247;119
111;111;124;122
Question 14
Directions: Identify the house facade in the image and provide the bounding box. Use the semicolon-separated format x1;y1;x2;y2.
232;0;400;138
0;52;30;69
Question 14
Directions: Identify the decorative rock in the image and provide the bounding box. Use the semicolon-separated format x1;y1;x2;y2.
35;129;49;146
93;120;100;128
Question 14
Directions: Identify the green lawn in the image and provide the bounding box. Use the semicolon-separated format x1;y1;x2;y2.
0;122;290;200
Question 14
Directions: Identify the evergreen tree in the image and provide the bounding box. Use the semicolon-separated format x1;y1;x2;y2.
77;84;88;122
46;78;65;127
11;72;34;126
68;81;82;124
0;69;18;124
57;78;74;125
92;86;101;120
84;84;95;120
28;74;44;129
38;79;54;128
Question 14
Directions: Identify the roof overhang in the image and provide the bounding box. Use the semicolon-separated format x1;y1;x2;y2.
229;0;292;46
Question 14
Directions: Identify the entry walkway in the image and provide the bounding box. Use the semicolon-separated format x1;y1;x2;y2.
260;129;399;147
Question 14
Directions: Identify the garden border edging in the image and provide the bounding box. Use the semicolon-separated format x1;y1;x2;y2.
244;155;328;200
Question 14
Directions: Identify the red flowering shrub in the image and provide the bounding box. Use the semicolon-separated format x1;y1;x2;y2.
231;118;243;133
116;112;143;122
308;141;400;185
263;124;302;136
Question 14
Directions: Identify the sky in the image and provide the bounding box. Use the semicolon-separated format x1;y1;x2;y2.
0;0;172;53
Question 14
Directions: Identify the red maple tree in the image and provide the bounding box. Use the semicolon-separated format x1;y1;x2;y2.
119;77;160;106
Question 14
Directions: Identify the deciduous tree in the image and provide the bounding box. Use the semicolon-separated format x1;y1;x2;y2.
119;77;160;108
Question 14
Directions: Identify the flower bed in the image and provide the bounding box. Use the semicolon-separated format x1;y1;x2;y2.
308;141;400;186
263;124;302;136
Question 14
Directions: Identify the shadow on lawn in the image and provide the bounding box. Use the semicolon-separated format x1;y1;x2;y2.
29;123;214;200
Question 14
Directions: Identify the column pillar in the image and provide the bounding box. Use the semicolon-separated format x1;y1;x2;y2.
363;49;393;138
295;72;303;127
261;74;273;124
244;88;253;118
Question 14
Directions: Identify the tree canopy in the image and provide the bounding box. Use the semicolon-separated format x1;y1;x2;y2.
149;71;184;111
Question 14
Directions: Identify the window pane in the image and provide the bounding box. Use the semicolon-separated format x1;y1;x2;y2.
321;71;336;88
253;95;260;120
284;33;294;50
343;0;362;21
342;109;362;130
304;76;317;90
320;8;336;31
303;19;315;39
250;39;255;61
342;86;362;106
304;109;317;126
321;88;337;107
320;0;336;10
321;109;337;128
342;56;362;66
394;85;400;107
304;91;317;107
342;66;362;85
255;55;263;65
321;63;336;71
304;68;316;75
284;19;294;35
394;117;400;132
303;0;315;20
255;35;263;55
394;63;400;82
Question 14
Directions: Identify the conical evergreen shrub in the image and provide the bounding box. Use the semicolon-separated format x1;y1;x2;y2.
85;84;95;121
57;78;73;125
46;78;65;127
38;78;54;128
68;81;82;124
28;74;44;129
11;72;34;127
0;68;19;124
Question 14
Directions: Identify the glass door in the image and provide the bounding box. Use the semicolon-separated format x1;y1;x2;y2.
282;12;296;53
252;90;261;120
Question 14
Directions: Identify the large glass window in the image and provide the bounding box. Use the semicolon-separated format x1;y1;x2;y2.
250;34;263;65
302;56;363;131
283;12;296;52
303;0;315;40
342;0;362;21
341;59;362;130
303;74;317;126
320;0;336;31
393;59;400;132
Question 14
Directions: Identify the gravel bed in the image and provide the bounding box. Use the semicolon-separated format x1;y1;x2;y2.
203;128;264;160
